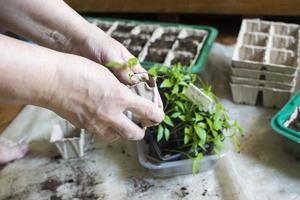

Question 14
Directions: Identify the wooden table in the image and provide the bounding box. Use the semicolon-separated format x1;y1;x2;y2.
66;0;300;16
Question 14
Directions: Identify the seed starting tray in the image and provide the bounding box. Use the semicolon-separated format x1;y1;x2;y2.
231;19;300;108
86;17;218;73
271;91;300;157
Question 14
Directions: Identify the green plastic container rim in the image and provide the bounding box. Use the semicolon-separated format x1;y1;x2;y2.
84;16;218;73
271;91;300;143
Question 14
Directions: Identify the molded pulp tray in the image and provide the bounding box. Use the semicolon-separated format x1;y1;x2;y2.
232;19;300;75
136;140;225;177
271;91;300;157
85;17;218;73
231;19;299;108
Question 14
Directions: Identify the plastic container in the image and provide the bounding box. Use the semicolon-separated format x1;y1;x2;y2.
86;17;218;73
136;140;225;177
271;91;300;157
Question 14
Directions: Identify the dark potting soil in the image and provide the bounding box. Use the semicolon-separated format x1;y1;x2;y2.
128;46;142;57
111;35;129;45
184;34;205;43
96;24;111;32
41;177;62;192
171;54;194;66
149;39;174;49
144;50;167;63
115;24;135;33
288;110;300;132
146;127;214;161
175;40;198;54
139;29;155;35
129;36;148;47
161;32;179;41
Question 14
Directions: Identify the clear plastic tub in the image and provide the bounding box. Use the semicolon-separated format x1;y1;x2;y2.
136;140;226;177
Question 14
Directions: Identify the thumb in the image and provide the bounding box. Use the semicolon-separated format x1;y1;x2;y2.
0;143;28;164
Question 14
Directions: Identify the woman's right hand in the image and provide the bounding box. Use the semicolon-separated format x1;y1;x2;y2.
47;54;164;141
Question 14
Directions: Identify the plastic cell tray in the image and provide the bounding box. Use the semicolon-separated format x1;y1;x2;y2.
136;140;225;177
230;19;300;108
271;91;300;157
86;17;218;73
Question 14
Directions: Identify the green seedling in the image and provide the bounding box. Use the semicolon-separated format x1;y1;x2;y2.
148;63;243;173
106;57;139;79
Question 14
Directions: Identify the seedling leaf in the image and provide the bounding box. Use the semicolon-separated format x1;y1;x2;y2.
128;57;138;68
164;115;174;127
157;125;164;142
160;79;173;88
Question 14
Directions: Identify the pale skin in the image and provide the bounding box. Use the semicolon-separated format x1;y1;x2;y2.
0;0;164;164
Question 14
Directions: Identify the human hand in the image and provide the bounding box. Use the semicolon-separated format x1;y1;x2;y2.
0;138;28;164
75;24;163;109
47;54;164;141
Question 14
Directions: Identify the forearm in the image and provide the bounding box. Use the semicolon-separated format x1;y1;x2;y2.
0;34;59;106
0;0;90;54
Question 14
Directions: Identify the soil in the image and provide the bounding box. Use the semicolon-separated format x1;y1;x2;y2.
161;31;179;41
130;176;154;193
41;177;62;192
171;54;194;66
146;127;214;161
175;40;198;54
149;39;174;49
111;34;129;45
144;50;167;63
129;36;148;47
184;34;205;43
174;186;189;198
96;24;111;32
202;189;208;196
128;46;142;57
115;24;135;33
40;166;100;200
288;109;300;132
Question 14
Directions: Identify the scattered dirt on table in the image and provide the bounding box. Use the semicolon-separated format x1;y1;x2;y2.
50;195;62;200
174;186;189;198
39;165;101;199
41;177;62;192
130;176;154;193
202;189;208;196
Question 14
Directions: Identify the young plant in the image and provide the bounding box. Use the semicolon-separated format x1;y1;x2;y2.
106;57;139;79
148;64;243;173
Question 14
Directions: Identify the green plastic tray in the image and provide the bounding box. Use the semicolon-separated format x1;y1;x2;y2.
271;91;300;156
85;17;218;73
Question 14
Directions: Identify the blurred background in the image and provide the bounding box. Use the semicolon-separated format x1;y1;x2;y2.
65;0;300;45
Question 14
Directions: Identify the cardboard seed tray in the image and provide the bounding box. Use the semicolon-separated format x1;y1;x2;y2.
231;67;296;83
125;76;159;128
232;19;300;75
230;76;296;90
86;17;218;73
230;83;294;108
271;91;300;157
50;121;95;159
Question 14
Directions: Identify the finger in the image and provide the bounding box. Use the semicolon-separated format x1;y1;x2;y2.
154;86;164;109
131;63;149;81
126;94;164;123
112;114;146;140
0;143;28;164
98;127;120;143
